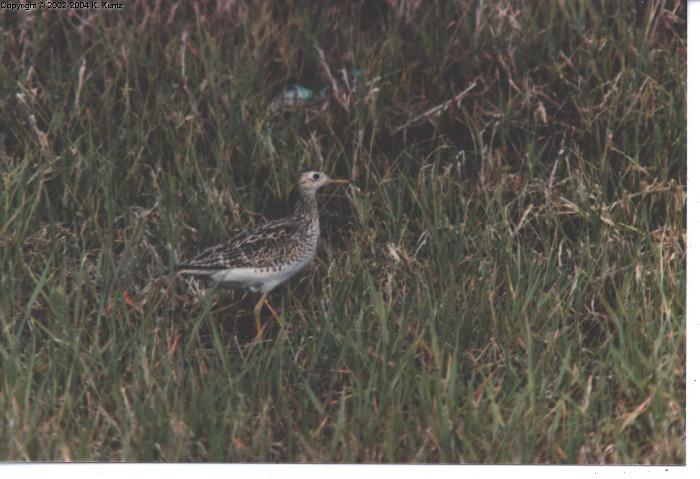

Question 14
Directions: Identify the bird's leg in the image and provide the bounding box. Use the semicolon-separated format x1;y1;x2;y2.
253;292;268;341
263;296;282;323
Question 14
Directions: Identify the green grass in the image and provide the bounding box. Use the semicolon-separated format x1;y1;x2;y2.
0;0;685;463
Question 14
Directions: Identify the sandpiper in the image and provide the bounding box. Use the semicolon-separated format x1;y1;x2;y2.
177;170;349;340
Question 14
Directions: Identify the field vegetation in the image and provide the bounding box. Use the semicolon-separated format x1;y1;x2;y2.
0;0;686;462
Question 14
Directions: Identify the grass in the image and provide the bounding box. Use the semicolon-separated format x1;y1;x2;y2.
0;0;685;463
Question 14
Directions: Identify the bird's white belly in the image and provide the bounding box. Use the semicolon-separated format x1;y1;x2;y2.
210;251;315;293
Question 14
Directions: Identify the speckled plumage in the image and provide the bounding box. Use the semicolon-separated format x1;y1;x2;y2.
177;171;347;299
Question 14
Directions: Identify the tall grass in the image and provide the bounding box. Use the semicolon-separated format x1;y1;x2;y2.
0;0;685;462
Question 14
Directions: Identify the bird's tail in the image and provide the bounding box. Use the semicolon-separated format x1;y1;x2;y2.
175;264;223;277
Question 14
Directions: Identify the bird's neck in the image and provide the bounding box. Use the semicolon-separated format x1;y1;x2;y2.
293;191;318;219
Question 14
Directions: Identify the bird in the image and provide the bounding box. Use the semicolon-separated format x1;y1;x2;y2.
176;170;349;340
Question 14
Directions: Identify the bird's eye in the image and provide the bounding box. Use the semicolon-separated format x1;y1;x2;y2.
312;173;320;180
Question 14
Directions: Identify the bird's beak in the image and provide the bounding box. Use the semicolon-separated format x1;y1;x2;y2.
325;178;350;185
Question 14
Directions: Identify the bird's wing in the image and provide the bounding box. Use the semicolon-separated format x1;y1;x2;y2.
177;219;305;271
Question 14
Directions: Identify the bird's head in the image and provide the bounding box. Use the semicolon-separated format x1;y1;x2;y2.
297;170;349;195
